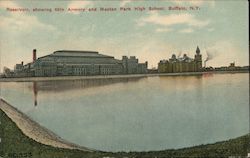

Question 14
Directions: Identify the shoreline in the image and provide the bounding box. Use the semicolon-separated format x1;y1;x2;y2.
0;70;248;82
0;98;94;152
0;98;249;157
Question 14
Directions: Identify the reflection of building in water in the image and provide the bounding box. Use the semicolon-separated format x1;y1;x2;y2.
31;77;143;106
5;49;148;77
33;82;38;106
158;46;202;73
202;72;213;77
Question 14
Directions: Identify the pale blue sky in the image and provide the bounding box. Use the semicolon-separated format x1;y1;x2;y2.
0;0;248;71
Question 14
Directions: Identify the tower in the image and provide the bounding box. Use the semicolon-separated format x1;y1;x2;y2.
194;46;202;71
33;49;37;62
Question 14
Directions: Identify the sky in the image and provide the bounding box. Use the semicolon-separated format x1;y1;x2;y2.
0;0;249;71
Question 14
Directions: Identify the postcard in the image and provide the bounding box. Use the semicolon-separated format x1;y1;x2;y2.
0;0;249;157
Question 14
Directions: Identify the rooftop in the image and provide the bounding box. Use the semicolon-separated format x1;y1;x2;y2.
52;50;112;57
54;50;98;54
37;50;114;59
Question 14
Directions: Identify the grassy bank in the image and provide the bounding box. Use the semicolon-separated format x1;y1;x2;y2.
0;109;249;158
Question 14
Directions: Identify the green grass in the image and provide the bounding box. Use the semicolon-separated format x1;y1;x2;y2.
0;109;249;158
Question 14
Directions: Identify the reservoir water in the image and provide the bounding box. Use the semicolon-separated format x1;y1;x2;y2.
0;73;249;152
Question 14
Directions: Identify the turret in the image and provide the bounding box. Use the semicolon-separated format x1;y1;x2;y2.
194;46;202;71
171;54;176;59
196;46;200;54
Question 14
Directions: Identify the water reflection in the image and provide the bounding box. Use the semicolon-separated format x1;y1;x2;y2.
30;77;144;106
202;72;214;78
0;73;248;151
33;82;38;106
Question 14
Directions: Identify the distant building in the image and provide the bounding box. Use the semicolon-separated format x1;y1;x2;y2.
5;49;148;77
122;56;148;74
3;67;13;77
214;62;249;71
228;62;236;71
158;46;202;73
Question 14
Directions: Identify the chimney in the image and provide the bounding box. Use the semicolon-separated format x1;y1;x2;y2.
21;61;23;65
33;49;37;62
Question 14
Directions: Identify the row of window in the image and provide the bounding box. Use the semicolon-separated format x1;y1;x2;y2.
74;68;87;75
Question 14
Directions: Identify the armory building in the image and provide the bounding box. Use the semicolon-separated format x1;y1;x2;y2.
6;49;148;77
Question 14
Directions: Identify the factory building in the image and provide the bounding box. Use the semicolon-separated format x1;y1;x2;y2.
158;46;202;73
8;49;148;77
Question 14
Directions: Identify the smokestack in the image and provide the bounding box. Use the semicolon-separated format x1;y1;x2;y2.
21;61;23;65
33;49;37;62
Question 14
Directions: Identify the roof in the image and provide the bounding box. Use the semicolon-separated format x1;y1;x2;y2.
36;50;115;61
51;50;113;58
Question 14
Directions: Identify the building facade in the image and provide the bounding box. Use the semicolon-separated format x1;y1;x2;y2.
8;49;148;77
158;46;202;73
122;56;148;74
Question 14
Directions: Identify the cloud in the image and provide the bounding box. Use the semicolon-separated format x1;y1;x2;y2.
172;0;215;8
137;12;210;28
0;1;59;72
179;28;194;33
0;1;56;32
68;1;93;8
137;12;210;33
0;14;56;32
0;0;20;9
134;40;176;68
203;40;248;67
120;0;132;7
156;28;174;33
189;1;215;7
